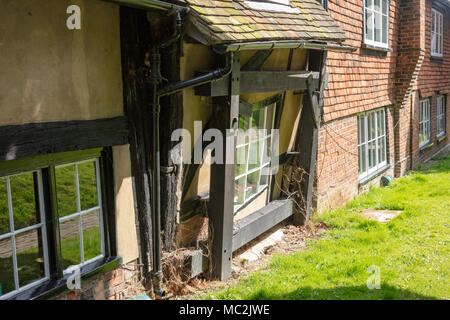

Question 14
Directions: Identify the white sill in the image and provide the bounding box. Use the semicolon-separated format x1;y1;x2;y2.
358;163;391;186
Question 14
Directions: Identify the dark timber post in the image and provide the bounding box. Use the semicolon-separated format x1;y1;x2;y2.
209;52;240;280
293;50;328;225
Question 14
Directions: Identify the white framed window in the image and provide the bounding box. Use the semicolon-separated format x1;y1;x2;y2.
0;152;108;300
431;8;444;57
364;0;390;48
437;95;446;138
358;108;387;180
55;159;105;272
0;171;49;299
234;100;277;212
419;99;431;148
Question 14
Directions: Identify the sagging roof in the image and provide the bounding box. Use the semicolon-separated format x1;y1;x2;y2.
180;0;347;45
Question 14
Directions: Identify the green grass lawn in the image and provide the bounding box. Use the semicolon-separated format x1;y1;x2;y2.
206;154;450;300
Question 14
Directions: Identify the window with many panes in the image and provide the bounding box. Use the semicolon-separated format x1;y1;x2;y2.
364;0;389;48
0;149;109;299
431;9;444;57
437;95;446;138
234;96;278;212
358;108;387;180
419;99;431;148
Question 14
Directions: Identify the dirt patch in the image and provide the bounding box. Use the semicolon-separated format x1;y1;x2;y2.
166;220;329;300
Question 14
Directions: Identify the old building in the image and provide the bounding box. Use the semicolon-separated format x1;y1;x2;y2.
315;0;449;211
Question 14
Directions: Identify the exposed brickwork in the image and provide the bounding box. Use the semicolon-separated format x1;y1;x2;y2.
316;0;449;211
49;260;145;300
323;0;400;122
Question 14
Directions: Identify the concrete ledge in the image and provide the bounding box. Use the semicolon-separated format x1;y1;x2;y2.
232;199;293;252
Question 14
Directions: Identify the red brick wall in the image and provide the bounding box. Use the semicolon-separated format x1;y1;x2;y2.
323;0;400;122
316;0;400;210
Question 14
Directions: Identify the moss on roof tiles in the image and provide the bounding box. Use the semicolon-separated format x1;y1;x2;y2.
182;0;347;45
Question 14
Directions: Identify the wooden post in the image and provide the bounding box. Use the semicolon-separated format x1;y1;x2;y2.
293;50;328;225
208;52;240;280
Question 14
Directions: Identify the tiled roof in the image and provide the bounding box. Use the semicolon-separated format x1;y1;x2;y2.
180;0;347;45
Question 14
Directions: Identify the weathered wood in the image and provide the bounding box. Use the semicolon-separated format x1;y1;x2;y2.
195;71;320;97
119;7;154;277
232;199;293;252
293;50;328;225
159;16;183;251
0;117;128;163
241;49;273;71
208;52;240;281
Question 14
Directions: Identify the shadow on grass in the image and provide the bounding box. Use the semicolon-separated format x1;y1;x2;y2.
246;284;439;300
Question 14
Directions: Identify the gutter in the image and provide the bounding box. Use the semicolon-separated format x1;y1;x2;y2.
100;0;187;12
213;41;357;53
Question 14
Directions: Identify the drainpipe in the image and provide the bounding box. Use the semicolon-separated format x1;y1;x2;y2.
148;11;232;297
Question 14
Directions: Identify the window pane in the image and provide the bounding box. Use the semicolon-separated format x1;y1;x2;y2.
55;165;78;217
382;0;388;15
368;141;377;168
82;210;102;261
246;170;260;199
10;172;40;230
0;237;15;296
366;9;373;41
382;15;388;44
234;177;245;206
366;0;373;9
78;162;98;211
375;13;382;42
15;228;45;287
374;0;381;11
265;104;275;131
261;139;271;165
60;216;81;270
377;137;385;164
359;145;367;174
259;165;269;188
236;145;248;177
239;116;250;132
0;177;9;235
248;141;261;170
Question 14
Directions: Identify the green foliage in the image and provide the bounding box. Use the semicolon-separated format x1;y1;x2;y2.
205;154;450;300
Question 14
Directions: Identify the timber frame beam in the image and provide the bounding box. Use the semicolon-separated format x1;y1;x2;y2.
195;71;320;97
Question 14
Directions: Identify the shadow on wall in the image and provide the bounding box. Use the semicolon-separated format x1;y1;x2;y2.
246;284;439;300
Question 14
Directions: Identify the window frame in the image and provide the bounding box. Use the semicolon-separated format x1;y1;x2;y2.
357;108;388;181
419;99;432;148
437;95;446;138
0;148;114;300
0;170;50;299
363;0;390;49
234;95;281;214
431;8;444;58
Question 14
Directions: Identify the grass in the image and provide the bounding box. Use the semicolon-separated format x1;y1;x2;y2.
206;153;450;300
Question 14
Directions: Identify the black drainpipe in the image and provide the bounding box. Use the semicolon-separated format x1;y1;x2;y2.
148;13;233;297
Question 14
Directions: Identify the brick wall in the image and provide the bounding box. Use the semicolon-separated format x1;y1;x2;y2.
50;260;145;300
316;0;400;210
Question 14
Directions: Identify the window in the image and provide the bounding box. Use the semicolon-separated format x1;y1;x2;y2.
317;0;328;10
358;108;387;180
431;9;444;57
364;0;389;48
234;97;278;212
0;150;108;299
437;95;446;138
419;99;431;148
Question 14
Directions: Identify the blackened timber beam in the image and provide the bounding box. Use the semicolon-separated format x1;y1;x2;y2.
293;50;328;225
0;117;129;162
195;71;320;97
208;52;240;281
233;199;293;252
